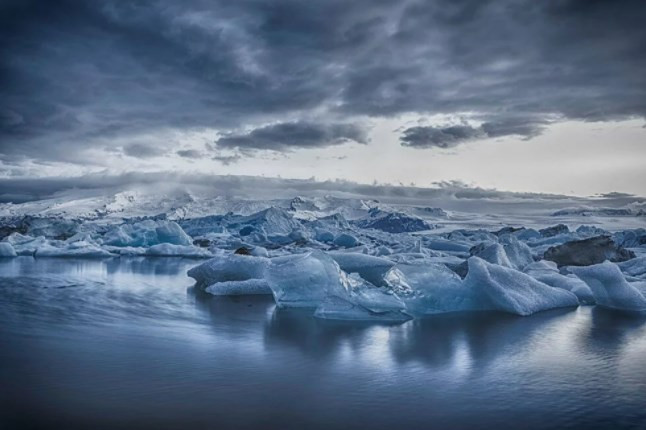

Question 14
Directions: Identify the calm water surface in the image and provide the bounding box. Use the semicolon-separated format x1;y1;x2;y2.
1;257;645;430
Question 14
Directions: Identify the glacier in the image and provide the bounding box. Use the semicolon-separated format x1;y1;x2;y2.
2;193;646;320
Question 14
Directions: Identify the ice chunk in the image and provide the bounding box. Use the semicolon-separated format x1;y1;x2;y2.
499;236;535;270
333;233;360;248
314;228;335;243
266;250;343;307
145;243;212;257
613;228;646;248
539;224;570;238
354;209;432;233
464;257;579;316
104;220;192;247
205;279;271;296
314;295;410;322
570;262;646;312
385;263;471;316
375;245;392;256
426;239;471;253
524;262;594;304
4;233;48;256
34;241;115;258
188;254;271;292
0;242;17;257
470;243;513;268
314;272;411;321
250;246;269;258
576;225;608;237
544;236;635;267
618;256;646;280
328;251;395;286
515;228;541;241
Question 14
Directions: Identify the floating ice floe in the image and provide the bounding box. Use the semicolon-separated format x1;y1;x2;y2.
328;251;395;286
34;240;115;258
314;272;410;322
0;242;17;257
187;254;271;295
104;220;193;247
384;263;469;316
266;251;342;307
463;257;580;316
145;243;213;258
570;262;646;312
523;261;594;304
617;256;646;280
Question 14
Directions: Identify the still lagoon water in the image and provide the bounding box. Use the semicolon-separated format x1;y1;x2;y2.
1;257;645;429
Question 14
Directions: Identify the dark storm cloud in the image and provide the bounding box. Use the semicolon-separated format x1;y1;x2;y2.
401;117;547;148
1;0;645;165
400;125;484;149
217;122;368;151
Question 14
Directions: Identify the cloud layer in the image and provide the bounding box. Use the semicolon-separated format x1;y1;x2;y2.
217;122;368;151
1;0;645;165
1;172;642;215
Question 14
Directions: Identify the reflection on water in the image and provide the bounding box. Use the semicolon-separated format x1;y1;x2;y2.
1;257;645;430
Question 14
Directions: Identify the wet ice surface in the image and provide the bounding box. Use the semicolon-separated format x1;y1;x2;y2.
1;258;646;430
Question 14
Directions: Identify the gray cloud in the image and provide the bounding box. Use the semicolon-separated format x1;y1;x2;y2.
123;143;165;158
0;173;642;215
212;154;242;165
217;122;368;151
400;125;484;148
176;149;203;159
401;117;548;148
0;0;645;165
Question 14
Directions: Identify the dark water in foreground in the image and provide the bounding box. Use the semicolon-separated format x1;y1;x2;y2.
0;257;645;430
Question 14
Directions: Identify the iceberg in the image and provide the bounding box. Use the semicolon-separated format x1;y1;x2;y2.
328;251;395;286
314;272;410;321
34;240;115;258
618;256;646;280
424;238;470;253
188;254;271;294
333;233;360;248
204;279;271;296
470;243;513;268
464;257;579;316
266;251;343;307
384;263;471;316
354;209;432;233
0;242;17;257
103;220;193;247
539;224;570;238
145;243;213;258
499;236;535;270
314;294;410;322
570;262;646;312
314;228;335;243
524;261;594;304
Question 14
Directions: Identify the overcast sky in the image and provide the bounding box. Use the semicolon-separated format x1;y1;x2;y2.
1;0;645;199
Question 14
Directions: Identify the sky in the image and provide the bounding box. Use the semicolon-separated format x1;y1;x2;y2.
1;0;645;200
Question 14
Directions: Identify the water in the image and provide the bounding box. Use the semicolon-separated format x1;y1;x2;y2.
1;257;645;430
